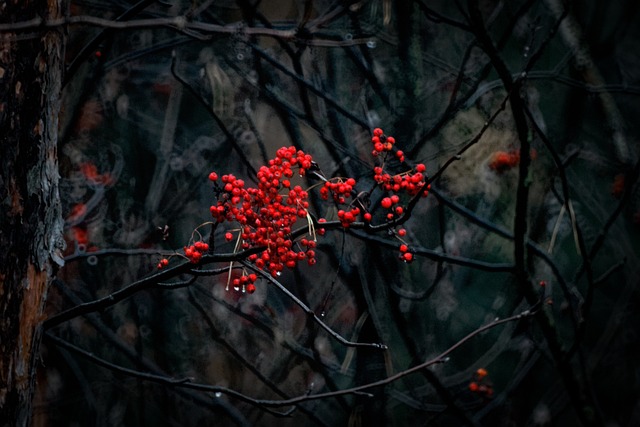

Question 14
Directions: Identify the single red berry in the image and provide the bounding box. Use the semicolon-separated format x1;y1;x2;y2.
246;283;256;294
402;252;413;262
397;228;407;237
381;197;393;209
209;172;218;181
364;212;372;222
469;382;479;392
225;232;234;241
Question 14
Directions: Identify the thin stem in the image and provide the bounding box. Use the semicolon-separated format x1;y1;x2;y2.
238;260;387;350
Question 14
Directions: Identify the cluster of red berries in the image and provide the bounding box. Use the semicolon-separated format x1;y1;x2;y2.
370;129;430;262
468;368;493;398
156;241;209;269
488;148;537;173
319;178;356;204
208;147;320;282
371;127;405;162
371;130;429;221
488;150;520;173
184;241;209;263
158;129;431;290
395;228;414;263
230;273;258;294
337;207;361;228
373;164;428;196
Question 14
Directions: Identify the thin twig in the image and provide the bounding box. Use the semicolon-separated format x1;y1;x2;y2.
238;260;387;350
45;308;536;408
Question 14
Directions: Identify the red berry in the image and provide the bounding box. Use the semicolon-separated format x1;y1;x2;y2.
381;197;392;209
209;172;218;181
246;283;256;294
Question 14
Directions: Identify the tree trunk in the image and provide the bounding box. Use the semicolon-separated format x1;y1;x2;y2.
0;2;65;426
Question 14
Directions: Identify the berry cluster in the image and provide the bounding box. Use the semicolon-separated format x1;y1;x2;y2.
371;131;429;222
319;178;356;204
156;241;209;269
184;241;210;263
488;150;520;173
230;273;258;294
370;128;430;262
373;164;428;196
158;129;430;291
488;148;537;173
208;147;319;283
395;228;414;263
337;207;361;228
468;368;493;398
371;127;404;161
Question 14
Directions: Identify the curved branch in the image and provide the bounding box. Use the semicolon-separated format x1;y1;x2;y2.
238;260;387;350
46;308;536;408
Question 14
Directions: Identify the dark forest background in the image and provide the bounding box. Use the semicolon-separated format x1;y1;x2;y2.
30;1;640;426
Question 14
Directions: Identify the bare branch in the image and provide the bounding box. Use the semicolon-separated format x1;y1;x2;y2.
46;308;536;409
239;260;387;350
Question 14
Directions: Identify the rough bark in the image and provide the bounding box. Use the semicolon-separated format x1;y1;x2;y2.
0;1;65;426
